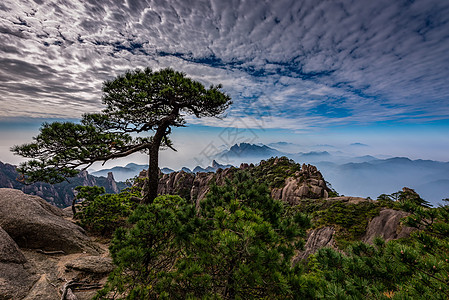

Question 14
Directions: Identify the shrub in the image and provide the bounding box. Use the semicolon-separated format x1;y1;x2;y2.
75;186;141;236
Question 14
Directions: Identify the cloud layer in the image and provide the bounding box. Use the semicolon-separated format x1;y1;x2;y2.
1;0;448;129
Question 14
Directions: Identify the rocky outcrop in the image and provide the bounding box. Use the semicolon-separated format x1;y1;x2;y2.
0;188;99;254
294;226;336;263
107;172;119;194
271;164;329;205
0;226;37;300
152;158;330;206
0;161;124;208
363;208;415;244
152;167;235;207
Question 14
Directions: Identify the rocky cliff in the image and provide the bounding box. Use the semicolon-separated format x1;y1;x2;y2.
137;157;332;207
0;161;124;208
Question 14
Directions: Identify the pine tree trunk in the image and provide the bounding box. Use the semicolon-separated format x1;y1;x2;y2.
144;143;159;204
142;110;178;204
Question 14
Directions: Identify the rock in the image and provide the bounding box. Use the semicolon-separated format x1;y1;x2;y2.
275;164;330;204
65;256;114;274
22;274;59;300
295;227;336;262
0;226;37;300
363;208;415;244
0;188;99;254
0;226;27;264
107;172;119;194
135;159;330;207
328;196;368;204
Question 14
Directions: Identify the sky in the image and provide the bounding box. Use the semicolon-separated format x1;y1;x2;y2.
1;0;449;170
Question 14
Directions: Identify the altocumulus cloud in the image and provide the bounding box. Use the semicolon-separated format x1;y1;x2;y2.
0;0;448;129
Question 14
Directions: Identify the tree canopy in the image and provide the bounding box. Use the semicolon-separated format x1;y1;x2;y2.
12;67;231;202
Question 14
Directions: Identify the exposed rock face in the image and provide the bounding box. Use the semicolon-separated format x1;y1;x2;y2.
295;226;336;263
22;274;58;300
152;159;329;206
153;168;235;208
0;226;27;264
363;208;415;244
107;172;119;194
0;188;99;254
271;164;329;205
0;226;37;300
65;256;114;274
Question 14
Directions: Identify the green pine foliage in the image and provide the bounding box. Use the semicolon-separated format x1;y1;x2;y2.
75;186;141;236
249;156;301;188
79;174;448;299
96;171;311;299
315;201;381;248
304;199;449;299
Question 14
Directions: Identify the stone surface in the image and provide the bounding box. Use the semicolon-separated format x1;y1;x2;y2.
0;188;99;254
295;226;336;262
363;208;415;244
0;227;37;300
271;164;329;204
65;256;114;274
22;274;59;300
0;226;27;264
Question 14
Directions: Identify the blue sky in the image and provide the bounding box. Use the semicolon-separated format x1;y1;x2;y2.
1;0;449;169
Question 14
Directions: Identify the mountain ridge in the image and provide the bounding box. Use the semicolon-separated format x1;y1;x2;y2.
0;161;126;208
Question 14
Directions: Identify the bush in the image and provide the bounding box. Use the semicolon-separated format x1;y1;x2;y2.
75;186;141;236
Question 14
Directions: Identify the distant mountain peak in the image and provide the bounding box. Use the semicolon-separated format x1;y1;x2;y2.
217;143;282;159
212;160;219;168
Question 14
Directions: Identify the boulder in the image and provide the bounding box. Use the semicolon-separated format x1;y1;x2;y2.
363;208;415;244
295;226;336;262
22;274;59;300
65;256;114;274
0;188;99;254
0;226;27;264
0;226;37;300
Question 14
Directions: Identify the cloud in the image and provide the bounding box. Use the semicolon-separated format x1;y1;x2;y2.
0;0;448;129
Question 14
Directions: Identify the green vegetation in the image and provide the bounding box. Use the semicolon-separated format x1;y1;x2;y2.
74;186;141;236
95;171;311;299
12;68;231;203
70;167;448;298
316;201;381;247
305;199;449;299
249;156;301;188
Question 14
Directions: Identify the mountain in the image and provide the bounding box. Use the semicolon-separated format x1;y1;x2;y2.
161;167;175;174
207;143;449;205
93;160;234;180
315;158;449;206
0;161;127;208
91;163;148;182
193;166;207;173
144;156;331;204
87;141;449;206
181;167;192;173
215;143;283;162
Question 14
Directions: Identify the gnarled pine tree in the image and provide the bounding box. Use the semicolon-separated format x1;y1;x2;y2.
12;68;231;203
